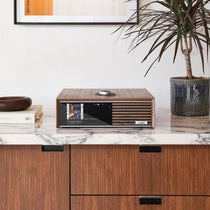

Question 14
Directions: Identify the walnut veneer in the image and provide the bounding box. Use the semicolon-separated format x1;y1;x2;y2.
0;145;209;210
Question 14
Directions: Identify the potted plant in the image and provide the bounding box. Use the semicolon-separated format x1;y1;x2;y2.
115;0;210;116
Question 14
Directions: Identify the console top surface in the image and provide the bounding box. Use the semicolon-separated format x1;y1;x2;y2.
57;89;154;101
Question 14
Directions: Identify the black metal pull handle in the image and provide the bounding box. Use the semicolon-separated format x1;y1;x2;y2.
140;197;162;205
42;145;64;152
139;146;161;153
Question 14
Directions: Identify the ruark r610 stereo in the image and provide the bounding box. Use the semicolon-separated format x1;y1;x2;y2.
56;89;155;128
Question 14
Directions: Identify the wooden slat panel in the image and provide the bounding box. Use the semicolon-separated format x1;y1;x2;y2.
113;102;151;105
113;119;152;122
113;109;152;111
113;106;151;109
113;112;151;114
113;120;151;123
112;101;152;126
113;109;152;112
113;115;151;117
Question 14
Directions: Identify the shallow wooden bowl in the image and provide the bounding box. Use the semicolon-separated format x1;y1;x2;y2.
0;97;32;111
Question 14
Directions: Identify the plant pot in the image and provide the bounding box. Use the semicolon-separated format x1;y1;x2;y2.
170;77;210;116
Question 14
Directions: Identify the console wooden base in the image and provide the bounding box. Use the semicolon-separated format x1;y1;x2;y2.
0;145;209;209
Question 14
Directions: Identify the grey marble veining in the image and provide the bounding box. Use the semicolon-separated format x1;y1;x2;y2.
0;136;4;144
0;109;209;145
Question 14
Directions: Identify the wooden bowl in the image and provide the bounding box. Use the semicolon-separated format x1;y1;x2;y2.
0;97;32;111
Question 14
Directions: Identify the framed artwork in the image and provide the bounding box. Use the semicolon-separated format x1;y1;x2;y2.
15;0;138;24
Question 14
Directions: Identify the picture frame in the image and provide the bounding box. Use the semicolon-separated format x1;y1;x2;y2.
15;0;138;24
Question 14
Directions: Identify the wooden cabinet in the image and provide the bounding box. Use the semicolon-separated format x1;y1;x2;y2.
0;145;69;210
71;145;210;195
71;196;210;210
0;144;209;209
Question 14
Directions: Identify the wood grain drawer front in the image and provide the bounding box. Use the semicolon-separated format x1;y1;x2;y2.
71;196;210;210
71;145;210;195
167;145;210;195
0;145;69;210
71;145;167;195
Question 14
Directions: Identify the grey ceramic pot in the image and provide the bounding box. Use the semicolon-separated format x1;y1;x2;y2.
170;77;210;116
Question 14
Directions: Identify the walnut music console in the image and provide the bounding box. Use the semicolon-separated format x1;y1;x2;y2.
56;89;155;128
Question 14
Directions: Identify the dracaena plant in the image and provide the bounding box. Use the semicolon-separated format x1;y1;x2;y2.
116;0;210;79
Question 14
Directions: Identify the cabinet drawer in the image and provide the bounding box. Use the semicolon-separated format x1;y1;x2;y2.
71;196;210;210
71;145;167;194
167;145;210;195
71;145;210;195
0;145;69;210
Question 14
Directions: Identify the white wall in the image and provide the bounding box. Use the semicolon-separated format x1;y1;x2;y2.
0;0;209;109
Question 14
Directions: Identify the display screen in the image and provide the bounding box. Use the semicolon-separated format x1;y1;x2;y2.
59;102;112;126
67;104;83;120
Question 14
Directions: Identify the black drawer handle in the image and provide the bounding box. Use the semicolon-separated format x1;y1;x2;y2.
139;146;161;153
140;197;162;205
42;145;64;152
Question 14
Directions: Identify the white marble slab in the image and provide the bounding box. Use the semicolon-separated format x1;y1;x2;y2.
0;109;209;145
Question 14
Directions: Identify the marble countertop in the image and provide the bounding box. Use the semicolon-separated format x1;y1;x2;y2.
0;109;209;145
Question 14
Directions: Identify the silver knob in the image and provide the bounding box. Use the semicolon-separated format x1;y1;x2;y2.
98;90;111;96
95;90;116;96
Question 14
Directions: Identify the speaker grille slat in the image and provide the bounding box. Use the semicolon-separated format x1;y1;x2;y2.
113;109;152;112
113;103;152;106
113;106;151;109
112;102;153;126
113;114;151;116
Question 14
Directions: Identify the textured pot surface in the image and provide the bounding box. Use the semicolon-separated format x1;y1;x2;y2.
170;78;210;116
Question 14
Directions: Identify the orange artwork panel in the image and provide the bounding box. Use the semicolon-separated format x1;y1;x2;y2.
25;0;53;16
